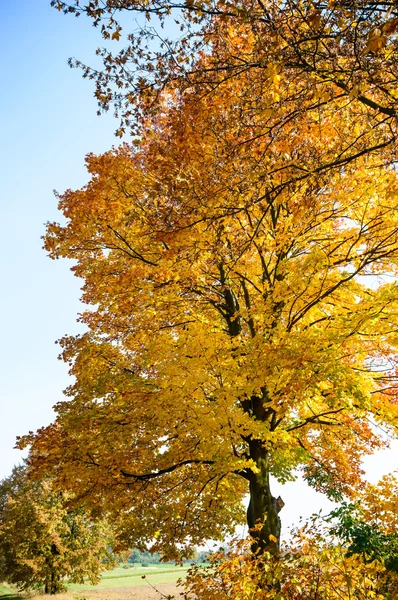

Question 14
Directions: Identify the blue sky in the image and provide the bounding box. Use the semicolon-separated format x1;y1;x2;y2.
0;1;116;478
0;1;396;533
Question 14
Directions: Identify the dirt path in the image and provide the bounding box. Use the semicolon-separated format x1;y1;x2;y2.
25;583;186;600
75;582;185;599
1;580;188;600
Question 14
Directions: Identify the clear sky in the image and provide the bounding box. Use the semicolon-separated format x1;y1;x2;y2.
0;0;116;478
0;1;396;535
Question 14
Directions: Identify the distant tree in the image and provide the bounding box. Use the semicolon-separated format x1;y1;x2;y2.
0;466;116;594
196;551;211;564
127;547;202;565
127;549;158;564
127;549;142;564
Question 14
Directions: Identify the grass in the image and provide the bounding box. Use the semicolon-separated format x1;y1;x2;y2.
67;563;190;590
0;584;22;600
0;564;194;599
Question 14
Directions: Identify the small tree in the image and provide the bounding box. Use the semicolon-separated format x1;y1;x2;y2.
0;466;116;594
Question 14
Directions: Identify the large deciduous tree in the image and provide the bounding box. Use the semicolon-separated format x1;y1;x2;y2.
0;466;116;594
21;23;398;555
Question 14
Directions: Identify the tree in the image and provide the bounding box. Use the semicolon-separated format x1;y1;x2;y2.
0;466;116;594
128;549;143;564
19;33;398;556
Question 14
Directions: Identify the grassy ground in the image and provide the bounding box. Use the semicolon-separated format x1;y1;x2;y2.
68;564;190;591
0;564;191;600
0;585;21;600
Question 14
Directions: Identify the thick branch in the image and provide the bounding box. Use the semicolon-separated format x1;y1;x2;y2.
119;459;214;480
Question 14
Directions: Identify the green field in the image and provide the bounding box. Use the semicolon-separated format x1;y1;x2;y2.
68;564;190;590
0;563;197;598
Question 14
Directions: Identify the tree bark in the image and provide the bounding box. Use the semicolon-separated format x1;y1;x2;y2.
44;543;62;594
45;569;62;594
246;440;283;556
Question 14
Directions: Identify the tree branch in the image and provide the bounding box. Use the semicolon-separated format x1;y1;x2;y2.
119;459;214;480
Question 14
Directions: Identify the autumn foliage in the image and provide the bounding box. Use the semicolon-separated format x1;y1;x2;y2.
52;0;398;148
185;526;397;599
184;477;398;599
18;0;398;585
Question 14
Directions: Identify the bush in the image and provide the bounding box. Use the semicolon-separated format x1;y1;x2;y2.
184;520;398;600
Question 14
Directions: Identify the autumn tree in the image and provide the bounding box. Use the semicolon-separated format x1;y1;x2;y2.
19;17;398;558
0;466;116;594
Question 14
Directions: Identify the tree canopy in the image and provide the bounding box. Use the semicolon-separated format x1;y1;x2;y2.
52;0;398;159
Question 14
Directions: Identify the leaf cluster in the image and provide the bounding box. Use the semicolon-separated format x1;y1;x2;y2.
329;476;398;574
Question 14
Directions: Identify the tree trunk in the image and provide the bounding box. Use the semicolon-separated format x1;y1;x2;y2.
44;544;62;594
247;441;283;556
44;569;62;594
